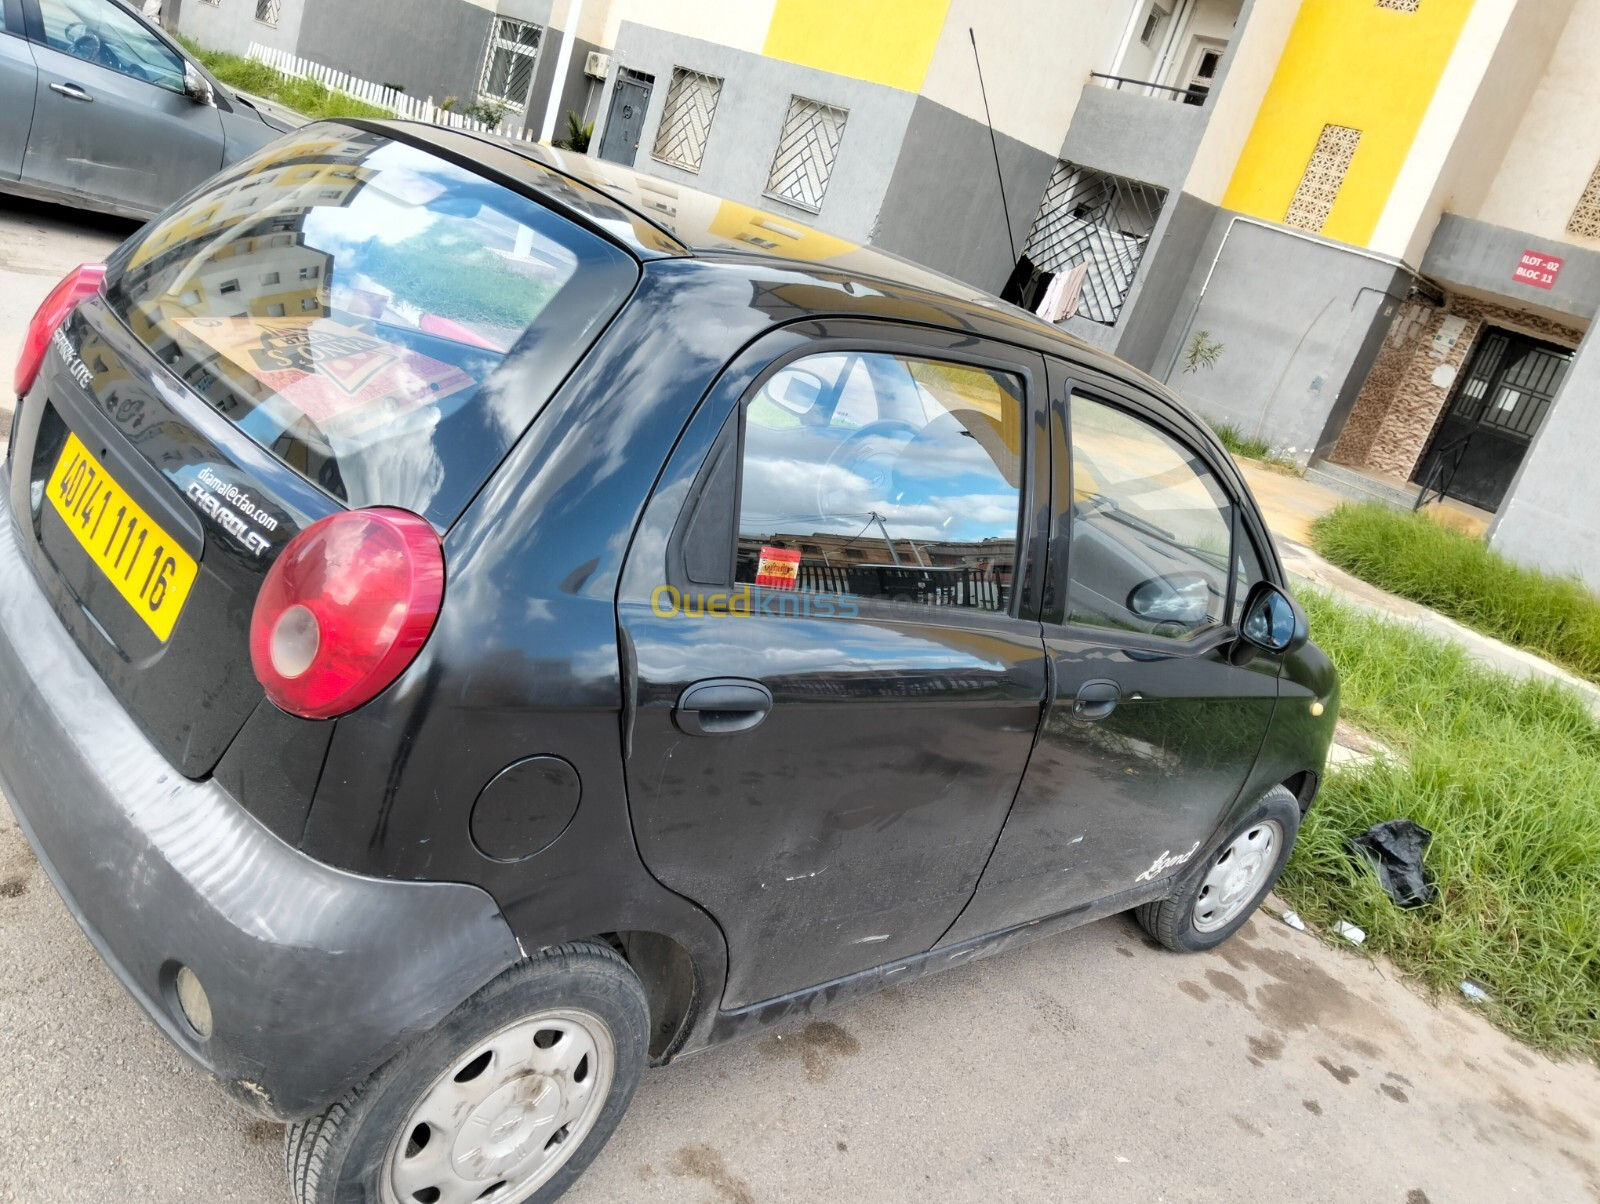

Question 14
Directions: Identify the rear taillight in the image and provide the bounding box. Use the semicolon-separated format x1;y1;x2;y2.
14;263;107;397
249;508;444;719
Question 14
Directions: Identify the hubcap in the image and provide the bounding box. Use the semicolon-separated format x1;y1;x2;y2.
386;1009;614;1204
1191;821;1282;934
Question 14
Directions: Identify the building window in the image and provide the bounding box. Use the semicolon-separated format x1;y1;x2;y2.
1568;162;1600;239
480;17;541;111
1140;5;1169;45
765;96;848;212
266;303;287;317
1015;162;1166;326
1285;124;1361;233
1375;0;1420;10
652;68;724;174
254;0;280;27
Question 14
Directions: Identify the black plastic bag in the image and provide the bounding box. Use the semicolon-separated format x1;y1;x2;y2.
1349;819;1435;909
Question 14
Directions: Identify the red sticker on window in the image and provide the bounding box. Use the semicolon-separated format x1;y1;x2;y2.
755;546;801;590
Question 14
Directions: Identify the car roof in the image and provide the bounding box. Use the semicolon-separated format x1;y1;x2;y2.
354;121;1151;370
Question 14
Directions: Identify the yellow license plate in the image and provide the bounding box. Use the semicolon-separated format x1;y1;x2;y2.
46;432;199;642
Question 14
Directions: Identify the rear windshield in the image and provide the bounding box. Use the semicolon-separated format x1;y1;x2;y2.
105;124;636;525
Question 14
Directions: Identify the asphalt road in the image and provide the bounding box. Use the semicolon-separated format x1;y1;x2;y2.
3;195;1600;1204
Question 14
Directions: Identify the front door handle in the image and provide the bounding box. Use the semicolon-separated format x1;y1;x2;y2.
49;81;94;102
1072;678;1121;722
674;678;773;736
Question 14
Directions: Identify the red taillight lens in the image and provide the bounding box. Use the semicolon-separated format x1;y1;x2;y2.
249;508;444;719
14;263;107;397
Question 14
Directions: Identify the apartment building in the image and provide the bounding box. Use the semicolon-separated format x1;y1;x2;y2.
169;0;1600;585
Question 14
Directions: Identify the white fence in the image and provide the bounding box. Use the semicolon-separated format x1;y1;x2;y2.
246;43;543;142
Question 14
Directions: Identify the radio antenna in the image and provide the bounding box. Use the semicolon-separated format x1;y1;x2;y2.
969;27;1019;268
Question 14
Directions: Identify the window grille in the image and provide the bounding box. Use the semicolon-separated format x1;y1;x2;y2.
1375;0;1420;10
1285;124;1361;233
255;0;280;26
480;17;541;111
1018;162;1166;325
652;68;724;173
765;96;848;212
1568;162;1600;239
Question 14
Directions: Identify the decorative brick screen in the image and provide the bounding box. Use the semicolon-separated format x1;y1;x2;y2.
1285;124;1362;234
1567;162;1600;240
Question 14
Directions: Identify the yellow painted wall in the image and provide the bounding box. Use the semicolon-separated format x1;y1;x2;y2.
762;0;952;93
1221;0;1475;247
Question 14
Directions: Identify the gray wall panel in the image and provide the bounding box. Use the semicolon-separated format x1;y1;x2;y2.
1422;213;1600;325
294;0;496;109
1058;85;1208;193
874;95;1055;296
179;0;303;56
600;24;917;245
1490;323;1600;591
1111;191;1217;372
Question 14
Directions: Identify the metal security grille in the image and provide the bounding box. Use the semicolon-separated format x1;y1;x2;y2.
1450;332;1571;439
480;18;541;111
254;0;280;26
765;96;848;212
1568;162;1600;239
652;68;723;173
1285;124;1361;232
1019;162;1166;325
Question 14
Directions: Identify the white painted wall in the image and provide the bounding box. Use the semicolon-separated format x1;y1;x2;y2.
600;0;775;56
1475;0;1600;250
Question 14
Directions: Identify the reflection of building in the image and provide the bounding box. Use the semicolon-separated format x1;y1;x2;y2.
738;532;1014;611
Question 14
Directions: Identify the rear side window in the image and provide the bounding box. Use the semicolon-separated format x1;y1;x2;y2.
1066;394;1237;640
735;351;1023;612
105;125;636;525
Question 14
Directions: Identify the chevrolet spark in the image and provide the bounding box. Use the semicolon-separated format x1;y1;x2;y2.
0;121;1337;1204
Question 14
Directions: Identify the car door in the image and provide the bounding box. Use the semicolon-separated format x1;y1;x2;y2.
616;322;1051;1008
0;0;37;178
21;0;223;213
941;362;1281;945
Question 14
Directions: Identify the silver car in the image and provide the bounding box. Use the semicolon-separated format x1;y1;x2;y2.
0;0;289;218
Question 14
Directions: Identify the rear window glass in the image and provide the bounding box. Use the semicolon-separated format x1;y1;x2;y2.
105;124;636;525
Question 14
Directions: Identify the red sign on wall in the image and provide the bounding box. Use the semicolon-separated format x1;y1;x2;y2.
1513;250;1563;290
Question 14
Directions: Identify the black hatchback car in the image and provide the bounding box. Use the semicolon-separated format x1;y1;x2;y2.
0;121;1337;1203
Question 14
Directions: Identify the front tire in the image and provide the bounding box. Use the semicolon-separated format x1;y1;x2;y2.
1136;786;1301;952
287;942;650;1204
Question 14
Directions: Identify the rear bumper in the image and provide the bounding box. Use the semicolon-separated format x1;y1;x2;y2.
0;477;520;1120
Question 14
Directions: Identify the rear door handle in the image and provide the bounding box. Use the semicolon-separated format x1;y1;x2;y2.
1072;678;1121;722
50;81;94;102
674;678;773;736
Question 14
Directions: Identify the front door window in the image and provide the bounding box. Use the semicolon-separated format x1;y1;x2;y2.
37;0;184;91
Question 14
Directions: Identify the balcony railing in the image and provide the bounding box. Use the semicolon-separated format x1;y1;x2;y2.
1090;72;1209;106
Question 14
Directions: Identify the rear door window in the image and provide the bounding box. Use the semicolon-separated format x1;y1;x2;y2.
736;351;1024;611
104;124;637;525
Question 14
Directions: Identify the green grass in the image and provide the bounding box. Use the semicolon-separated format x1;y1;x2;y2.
1310;502;1600;684
1207;419;1302;474
179;37;392;121
1279;590;1600;1059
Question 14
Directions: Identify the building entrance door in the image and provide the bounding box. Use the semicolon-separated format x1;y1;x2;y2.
1411;327;1574;512
597;69;653;165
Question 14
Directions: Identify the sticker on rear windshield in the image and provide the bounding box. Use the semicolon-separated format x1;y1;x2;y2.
755;546;800;590
174;316;475;434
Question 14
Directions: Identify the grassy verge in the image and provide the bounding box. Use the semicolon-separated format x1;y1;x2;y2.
1208;419;1302;474
1309;502;1600;684
178;37;392;121
1279;589;1600;1059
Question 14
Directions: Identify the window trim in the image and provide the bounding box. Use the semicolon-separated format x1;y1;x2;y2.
1047;361;1281;654
667;328;1050;628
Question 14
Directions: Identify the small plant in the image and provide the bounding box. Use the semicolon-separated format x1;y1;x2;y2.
440;95;459;111
554;110;594;153
382;81;406;93
1182;329;1225;375
460;97;510;127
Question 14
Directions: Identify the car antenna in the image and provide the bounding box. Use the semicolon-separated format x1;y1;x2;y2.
969;27;1019;269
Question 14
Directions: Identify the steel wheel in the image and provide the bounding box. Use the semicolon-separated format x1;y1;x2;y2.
1191;820;1282;933
385;1008;615;1204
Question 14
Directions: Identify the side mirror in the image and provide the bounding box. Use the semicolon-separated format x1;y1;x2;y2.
1128;571;1212;626
184;66;215;106
1237;581;1308;655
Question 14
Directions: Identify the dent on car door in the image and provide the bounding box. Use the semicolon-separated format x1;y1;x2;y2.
0;0;37;178
616;329;1051;1009
22;0;222;213
942;376;1281;945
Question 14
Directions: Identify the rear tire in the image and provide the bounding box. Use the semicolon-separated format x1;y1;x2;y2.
1136;786;1301;953
286;941;649;1204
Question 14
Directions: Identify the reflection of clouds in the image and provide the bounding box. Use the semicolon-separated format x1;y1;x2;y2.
328;398;445;514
